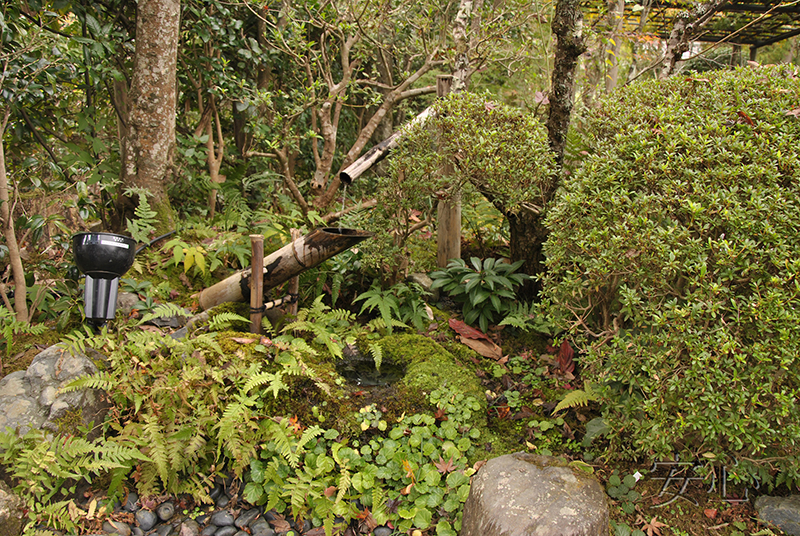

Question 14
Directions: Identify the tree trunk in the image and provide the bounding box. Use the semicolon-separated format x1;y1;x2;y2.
546;0;586;167
118;0;179;233
659;1;725;79
0;108;28;321
605;0;625;93
507;209;548;300
783;36;799;64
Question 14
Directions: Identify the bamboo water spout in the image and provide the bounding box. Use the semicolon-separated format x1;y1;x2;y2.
197;227;372;310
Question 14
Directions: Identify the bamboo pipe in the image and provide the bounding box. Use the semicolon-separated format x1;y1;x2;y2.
339;106;434;184
197;227;372;310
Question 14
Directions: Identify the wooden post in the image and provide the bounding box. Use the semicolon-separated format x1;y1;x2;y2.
436;74;461;268
288;229;301;316
249;234;264;334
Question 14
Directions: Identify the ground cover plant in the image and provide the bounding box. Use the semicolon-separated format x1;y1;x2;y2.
543;64;800;486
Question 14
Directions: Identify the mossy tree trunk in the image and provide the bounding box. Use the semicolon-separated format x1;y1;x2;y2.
546;0;586;168
116;0;179;234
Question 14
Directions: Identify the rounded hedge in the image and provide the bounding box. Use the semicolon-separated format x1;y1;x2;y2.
543;65;800;484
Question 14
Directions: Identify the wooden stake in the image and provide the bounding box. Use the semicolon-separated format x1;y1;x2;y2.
436;75;461;268
288;229;301;316
249;234;264;334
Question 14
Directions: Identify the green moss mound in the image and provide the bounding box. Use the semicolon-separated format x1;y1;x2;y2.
543;65;800;484
381;334;486;421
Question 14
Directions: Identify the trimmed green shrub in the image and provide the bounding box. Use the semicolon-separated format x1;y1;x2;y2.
359;91;556;282
543;65;800;486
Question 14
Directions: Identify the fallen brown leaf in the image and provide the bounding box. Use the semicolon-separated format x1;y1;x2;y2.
639;516;668;536
434;456;457;474
448;318;490;340
458;336;503;360
230;337;257;344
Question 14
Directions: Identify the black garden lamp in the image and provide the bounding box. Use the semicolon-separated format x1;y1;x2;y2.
72;232;138;327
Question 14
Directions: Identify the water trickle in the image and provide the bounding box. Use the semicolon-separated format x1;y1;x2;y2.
339;184;348;231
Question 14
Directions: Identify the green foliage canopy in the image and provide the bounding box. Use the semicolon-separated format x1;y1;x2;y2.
543;65;800;485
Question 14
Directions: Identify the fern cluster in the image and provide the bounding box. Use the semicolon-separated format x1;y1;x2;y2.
0;305;48;356
282;295;405;371
56;310;332;505
0;427;147;533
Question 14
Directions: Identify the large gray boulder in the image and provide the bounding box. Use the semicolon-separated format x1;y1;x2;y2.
0;480;23;536
0;345;110;438
755;495;800;536
460;453;609;536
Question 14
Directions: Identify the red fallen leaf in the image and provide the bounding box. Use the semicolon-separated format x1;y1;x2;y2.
260;336;273;346
434;456;457;474
785;108;800;118
737;111;755;126
557;340;575;374
324;486;337;498
448;318;490;340
473;460;487;472
434;407;448;421
400;483;414;495
704;508;718;520
169;289;180;300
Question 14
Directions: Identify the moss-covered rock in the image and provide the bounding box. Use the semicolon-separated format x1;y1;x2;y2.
381;334;486;422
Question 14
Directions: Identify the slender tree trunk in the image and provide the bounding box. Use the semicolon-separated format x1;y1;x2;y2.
119;0;179;233
546;0;586;167
204;97;225;218
451;0;473;93
605;0;625;93
0;108;28;321
783;36;799;64
659;0;725;79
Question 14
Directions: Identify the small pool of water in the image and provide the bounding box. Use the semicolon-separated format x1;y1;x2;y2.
336;347;405;387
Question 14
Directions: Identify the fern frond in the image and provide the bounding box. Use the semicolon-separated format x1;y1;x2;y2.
368;343;383;372
139;303;189;325
554;382;599;413
143;415;170;488
61;371;117;393
208;312;250;331
336;467;351;504
365;317;408;333
371;485;388;525
244;371;288;398
296;425;324;453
